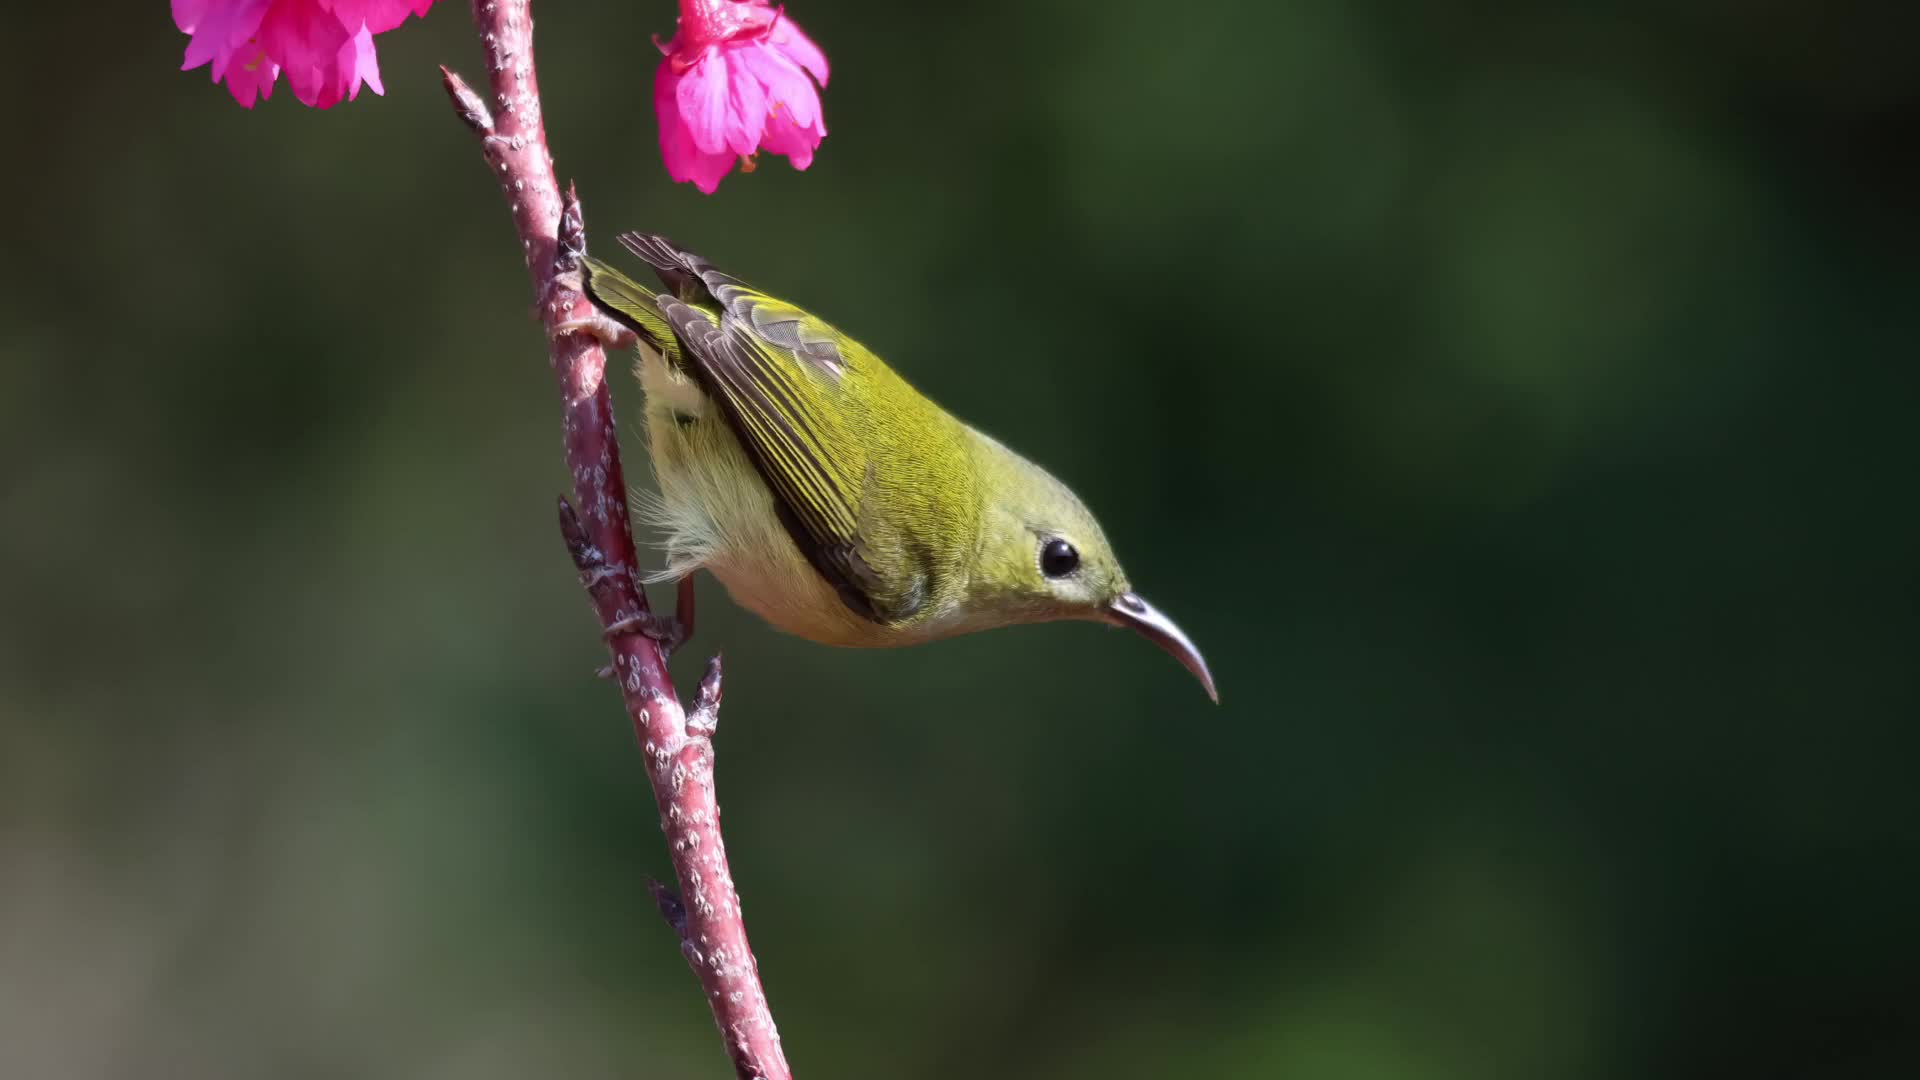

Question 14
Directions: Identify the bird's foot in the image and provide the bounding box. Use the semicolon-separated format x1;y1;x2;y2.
603;575;697;660
551;310;636;350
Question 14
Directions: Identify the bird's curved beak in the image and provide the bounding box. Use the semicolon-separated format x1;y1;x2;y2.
1106;592;1218;703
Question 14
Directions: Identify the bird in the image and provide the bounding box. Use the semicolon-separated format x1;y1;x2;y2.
571;232;1215;702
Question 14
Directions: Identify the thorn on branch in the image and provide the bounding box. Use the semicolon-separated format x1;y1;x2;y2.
440;65;495;136
557;496;593;569
563;495;664;651
648;877;691;941
688;653;724;735
556;182;586;278
560;495;626;592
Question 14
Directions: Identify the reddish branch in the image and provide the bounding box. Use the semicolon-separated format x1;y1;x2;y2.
442;2;789;1077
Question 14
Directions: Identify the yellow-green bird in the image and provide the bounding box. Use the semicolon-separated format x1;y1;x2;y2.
578;232;1216;701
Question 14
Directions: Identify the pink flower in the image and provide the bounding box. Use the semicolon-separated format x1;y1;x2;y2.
172;0;437;108
655;1;830;193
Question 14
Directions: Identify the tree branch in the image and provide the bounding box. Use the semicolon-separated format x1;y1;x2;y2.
443;3;789;1077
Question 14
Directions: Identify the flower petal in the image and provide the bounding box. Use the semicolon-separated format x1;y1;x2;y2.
223;44;280;107
768;15;829;87
179;0;425;107
657;61;736;192
722;50;767;157
259;0;353;107
340;24;383;102
759;111;821;171
172;0;213;33
179;0;272;76
323;0;434;35
735;39;819;131
675;47;733;156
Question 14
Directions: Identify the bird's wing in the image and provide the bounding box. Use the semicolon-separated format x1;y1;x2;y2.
617;232;850;380
622;233;921;625
581;255;685;365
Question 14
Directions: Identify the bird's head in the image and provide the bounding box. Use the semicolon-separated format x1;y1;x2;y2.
963;436;1217;702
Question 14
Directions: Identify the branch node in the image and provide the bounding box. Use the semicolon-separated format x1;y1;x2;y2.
439;65;495;136
556;181;587;278
648;877;691;941
556;496;592;568
688;653;724;735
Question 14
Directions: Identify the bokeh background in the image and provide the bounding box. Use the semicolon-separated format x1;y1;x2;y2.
4;1;1917;1077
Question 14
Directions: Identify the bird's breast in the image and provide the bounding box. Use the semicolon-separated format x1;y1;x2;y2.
633;347;914;648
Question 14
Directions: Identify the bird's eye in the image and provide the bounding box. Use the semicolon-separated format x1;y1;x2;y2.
1040;538;1080;578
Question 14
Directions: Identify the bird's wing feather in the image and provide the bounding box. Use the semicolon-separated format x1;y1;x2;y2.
618;232;849;380
580;255;682;365
644;252;921;625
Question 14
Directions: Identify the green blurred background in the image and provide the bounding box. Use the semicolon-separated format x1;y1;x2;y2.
3;1;1916;1077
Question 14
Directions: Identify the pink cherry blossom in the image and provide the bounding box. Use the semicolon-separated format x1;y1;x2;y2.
172;0;437;108
655;1;830;193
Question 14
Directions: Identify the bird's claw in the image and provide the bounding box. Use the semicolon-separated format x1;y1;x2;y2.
603;610;688;659
551;310;636;350
602;576;698;660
